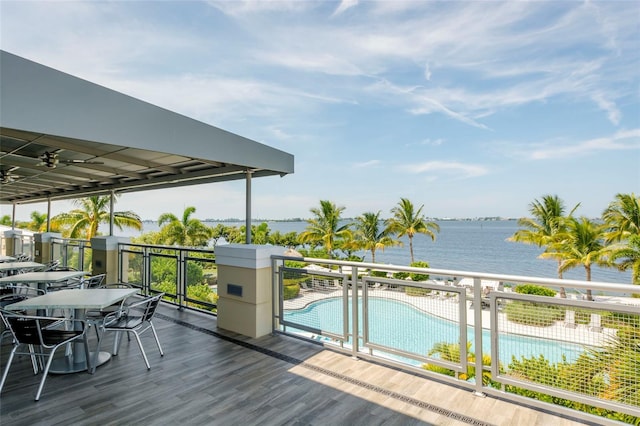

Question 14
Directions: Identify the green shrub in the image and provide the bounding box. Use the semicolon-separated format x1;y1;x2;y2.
409;261;430;281
514;284;556;297
504;301;563;326
370;270;388;278
283;283;300;300
392;271;410;280
405;286;431;296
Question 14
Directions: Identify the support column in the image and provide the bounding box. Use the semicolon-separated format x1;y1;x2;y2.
245;170;252;244
3;229;23;256
91;236;129;284
216;244;283;338
34;232;61;263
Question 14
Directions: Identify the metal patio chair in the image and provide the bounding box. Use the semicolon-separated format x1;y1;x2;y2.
94;293;164;372
0;313;91;401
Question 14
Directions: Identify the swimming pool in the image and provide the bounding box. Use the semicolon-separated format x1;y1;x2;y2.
283;297;586;365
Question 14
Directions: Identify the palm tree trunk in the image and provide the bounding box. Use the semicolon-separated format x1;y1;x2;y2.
371;249;376;263
556;260;566;298
409;236;415;264
585;265;593;301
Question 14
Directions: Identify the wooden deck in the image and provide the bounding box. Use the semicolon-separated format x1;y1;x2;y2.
1;303;594;425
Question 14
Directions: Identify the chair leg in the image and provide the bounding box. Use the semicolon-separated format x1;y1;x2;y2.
35;348;57;401
82;334;92;375
0;346;18;394
92;327;103;374
112;331;124;355
28;344;40;374
150;323;164;356
132;332;151;370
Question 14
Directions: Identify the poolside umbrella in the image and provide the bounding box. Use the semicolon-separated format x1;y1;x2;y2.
283;247;303;258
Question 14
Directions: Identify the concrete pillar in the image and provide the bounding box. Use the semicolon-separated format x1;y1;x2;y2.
3;230;23;256
216;244;284;338
91;236;129;284
34;232;61;263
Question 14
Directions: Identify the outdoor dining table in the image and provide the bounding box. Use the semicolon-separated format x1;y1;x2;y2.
0;255;17;262
5;288;139;374
0;270;88;292
0;261;44;276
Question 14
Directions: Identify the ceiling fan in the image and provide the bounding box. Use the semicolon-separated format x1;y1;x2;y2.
38;151;103;168
0;166;21;184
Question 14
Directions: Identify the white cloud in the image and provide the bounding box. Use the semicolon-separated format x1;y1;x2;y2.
424;63;432;81
529;129;640;160
207;0;313;17
592;92;621;125
403;161;489;179
332;0;358;17
353;160;381;168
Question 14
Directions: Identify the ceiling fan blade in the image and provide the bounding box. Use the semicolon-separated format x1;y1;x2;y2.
63;159;104;165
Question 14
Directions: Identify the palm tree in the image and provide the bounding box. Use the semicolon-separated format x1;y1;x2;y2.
602;193;640;243
386;198;439;264
0;215;11;226
507;195;579;298
543;216;608;301
157;206;212;246
51;195;142;239
298;200;351;258
609;235;640;285
353;211;399;263
601;193;640;286
27;211;48;232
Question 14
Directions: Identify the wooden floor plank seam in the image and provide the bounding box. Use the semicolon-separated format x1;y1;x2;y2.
157;312;494;426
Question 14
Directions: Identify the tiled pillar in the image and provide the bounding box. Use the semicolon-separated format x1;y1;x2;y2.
91;236;129;284
34;232;61;263
216;244;284;338
3;230;22;256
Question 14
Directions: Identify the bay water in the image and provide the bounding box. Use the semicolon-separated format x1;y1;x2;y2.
115;219;632;285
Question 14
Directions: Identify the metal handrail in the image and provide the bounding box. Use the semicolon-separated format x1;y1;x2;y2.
272;255;640;424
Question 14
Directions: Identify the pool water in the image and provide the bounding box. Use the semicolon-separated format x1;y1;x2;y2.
283;297;586;365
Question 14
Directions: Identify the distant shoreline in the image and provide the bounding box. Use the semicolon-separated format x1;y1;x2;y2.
140;217;520;223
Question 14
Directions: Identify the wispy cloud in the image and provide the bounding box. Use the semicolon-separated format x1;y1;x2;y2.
353;160;381;168
529;129;640;160
332;0;358;17
403;161;489;179
405;138;445;148
4;1;635;130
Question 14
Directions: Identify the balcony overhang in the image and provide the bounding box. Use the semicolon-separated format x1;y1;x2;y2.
0;50;294;205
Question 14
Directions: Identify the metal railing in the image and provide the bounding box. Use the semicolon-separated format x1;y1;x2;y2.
117;242;218;313
272;256;640;425
0;233;35;259
50;237;91;271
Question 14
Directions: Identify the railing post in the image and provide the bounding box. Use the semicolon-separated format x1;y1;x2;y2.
78;240;85;272
142;246;150;295
351;265;359;359
473;277;486;397
61;239;69;267
271;257;282;335
177;249;186;310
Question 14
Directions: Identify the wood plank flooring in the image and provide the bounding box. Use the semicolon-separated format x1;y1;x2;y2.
0;304;595;425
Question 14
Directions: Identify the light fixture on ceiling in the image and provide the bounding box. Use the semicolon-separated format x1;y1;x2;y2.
40;151;59;168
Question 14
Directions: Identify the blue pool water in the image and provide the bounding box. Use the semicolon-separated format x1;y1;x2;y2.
283;297;586;365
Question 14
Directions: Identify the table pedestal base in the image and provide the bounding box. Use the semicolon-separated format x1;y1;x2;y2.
50;351;111;374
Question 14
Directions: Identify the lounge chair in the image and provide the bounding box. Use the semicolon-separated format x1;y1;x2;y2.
564;310;577;328
589;313;602;332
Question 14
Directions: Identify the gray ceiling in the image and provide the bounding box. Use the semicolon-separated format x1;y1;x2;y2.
0;51;294;205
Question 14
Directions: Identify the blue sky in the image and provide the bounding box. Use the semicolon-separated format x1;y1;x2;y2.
1;1;639;221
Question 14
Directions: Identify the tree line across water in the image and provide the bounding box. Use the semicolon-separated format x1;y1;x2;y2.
3;192;639;292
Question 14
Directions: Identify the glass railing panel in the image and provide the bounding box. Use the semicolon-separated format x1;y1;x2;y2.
183;251;217;313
